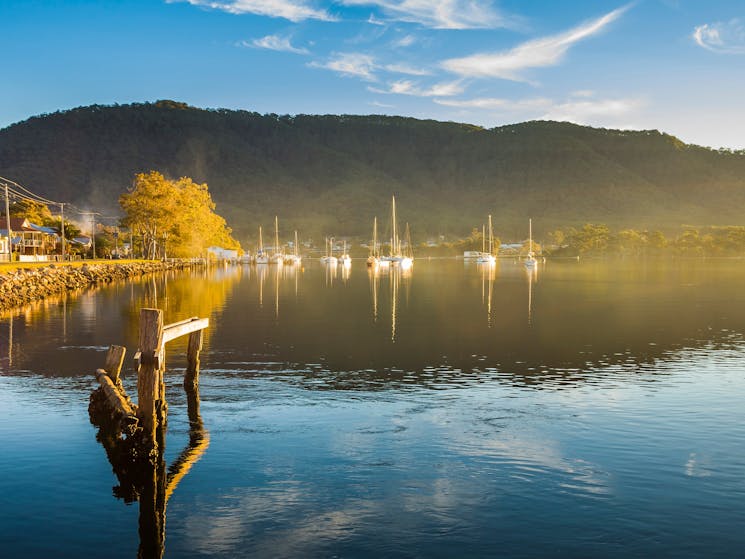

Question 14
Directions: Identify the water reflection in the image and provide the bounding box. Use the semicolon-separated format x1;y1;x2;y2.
478;261;498;328
90;382;209;559
526;263;537;325
367;264;412;343
368;267;379;323
341;260;351;284
4;260;745;387
324;261;337;287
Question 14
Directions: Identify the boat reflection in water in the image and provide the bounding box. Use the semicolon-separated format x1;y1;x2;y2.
368;261;411;343
526;261;538;325
478;258;498;328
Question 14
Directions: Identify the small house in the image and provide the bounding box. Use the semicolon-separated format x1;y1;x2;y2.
0;217;61;261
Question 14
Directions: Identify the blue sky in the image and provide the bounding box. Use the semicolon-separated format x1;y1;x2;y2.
2;0;744;148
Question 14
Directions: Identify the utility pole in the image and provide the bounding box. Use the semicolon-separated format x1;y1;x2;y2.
60;203;65;261
77;211;102;259
4;184;11;262
91;214;96;259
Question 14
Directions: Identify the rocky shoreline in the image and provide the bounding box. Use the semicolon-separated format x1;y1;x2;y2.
0;260;200;311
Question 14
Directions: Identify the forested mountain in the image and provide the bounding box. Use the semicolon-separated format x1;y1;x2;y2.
1;100;744;242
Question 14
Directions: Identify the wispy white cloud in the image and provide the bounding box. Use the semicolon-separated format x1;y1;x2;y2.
370;100;396;108
341;0;509;30
367;13;386;26
240;34;309;54
170;0;334;22
540;97;643;123
441;4;630;81
310;52;430;81
693;19;745;54
434;93;643;128
370;79;465;97
310;52;378;80
391;34;417;48
434;97;552;111
383;63;431;76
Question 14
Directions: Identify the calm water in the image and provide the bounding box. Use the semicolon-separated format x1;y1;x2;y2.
1;259;744;558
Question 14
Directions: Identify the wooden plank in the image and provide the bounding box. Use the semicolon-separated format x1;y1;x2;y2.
103;345;126;384
162;317;209;345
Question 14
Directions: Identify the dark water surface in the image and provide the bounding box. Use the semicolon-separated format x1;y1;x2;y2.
1;259;744;558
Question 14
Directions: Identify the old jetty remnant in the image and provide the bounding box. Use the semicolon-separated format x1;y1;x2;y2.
89;308;210;558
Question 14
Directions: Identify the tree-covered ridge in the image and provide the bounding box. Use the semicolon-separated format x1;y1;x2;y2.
1;101;745;244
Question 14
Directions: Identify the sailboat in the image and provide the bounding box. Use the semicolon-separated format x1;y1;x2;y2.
320;237;338;265
524;218;537;269
477;215;497;264
254;225;269;264
379;195;412;266
284;230;302;265
367;217;380;268
339;240;352;267
270;216;284;265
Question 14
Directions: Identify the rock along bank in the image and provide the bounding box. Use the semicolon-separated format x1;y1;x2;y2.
0;260;200;311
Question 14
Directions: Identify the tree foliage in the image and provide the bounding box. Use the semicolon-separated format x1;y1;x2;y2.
9;199;53;224
119;171;239;258
548;224;745;257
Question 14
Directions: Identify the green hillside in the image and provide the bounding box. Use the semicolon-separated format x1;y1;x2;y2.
1;100;744;243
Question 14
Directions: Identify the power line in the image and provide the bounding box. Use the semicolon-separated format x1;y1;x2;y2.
0;176;61;207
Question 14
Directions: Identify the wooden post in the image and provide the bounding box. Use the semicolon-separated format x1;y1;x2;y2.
104;345;127;385
137;308;164;443
184;329;203;389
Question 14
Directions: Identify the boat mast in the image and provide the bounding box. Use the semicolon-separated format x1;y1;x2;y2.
404;223;412;258
274;216;280;256
259;226;263;253
529;218;533;255
294;230;299;257
488;215;493;255
482;224;485;254
391;195;398;256
373;216;378;258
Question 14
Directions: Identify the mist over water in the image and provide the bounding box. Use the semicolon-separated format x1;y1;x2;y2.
1;259;744;558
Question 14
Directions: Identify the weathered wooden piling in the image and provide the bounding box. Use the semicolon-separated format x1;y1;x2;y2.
137;309;164;444
104;345;127;385
133;311;210;444
185;329;204;389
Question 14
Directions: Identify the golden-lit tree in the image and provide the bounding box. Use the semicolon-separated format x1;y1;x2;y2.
9;199;54;224
120;171;240;259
